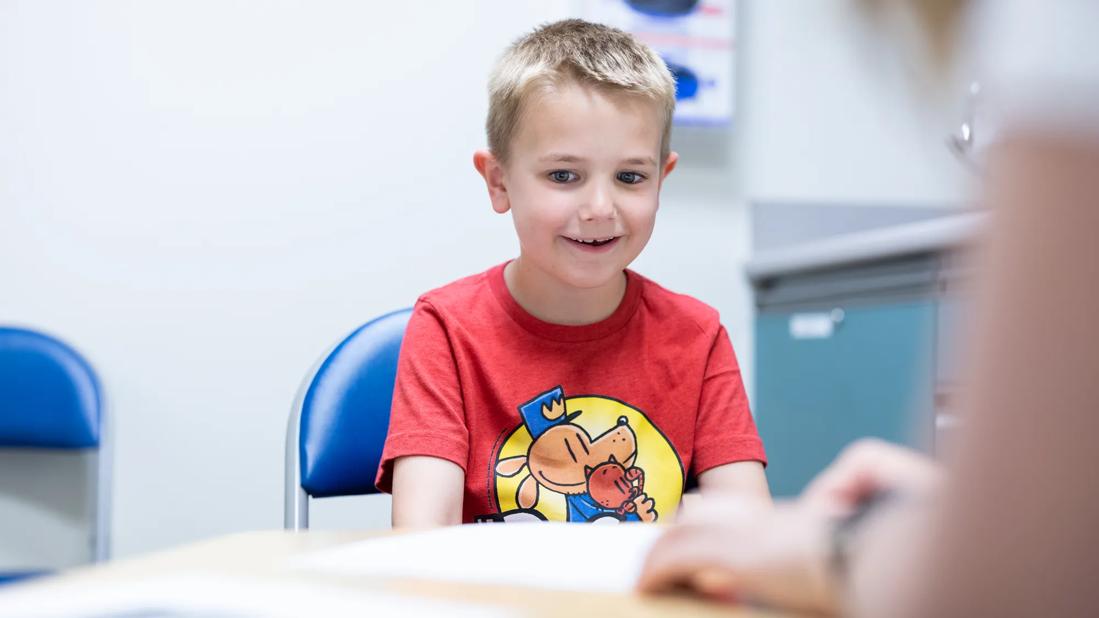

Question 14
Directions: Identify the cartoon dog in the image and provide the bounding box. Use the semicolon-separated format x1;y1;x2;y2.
492;387;658;522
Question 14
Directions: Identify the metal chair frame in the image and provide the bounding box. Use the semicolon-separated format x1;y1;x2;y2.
0;326;111;564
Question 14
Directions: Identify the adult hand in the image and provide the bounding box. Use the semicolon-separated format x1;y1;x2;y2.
637;495;838;613
637;440;942;613
801;438;941;517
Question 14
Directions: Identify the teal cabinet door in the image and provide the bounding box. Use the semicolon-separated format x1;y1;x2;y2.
756;301;936;497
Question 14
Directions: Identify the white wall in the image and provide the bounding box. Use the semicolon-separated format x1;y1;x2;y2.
0;0;973;560
738;0;974;205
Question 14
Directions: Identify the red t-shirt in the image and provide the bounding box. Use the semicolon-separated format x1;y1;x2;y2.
376;262;765;524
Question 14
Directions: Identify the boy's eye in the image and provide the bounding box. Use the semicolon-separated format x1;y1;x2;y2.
549;170;578;183
617;171;645;184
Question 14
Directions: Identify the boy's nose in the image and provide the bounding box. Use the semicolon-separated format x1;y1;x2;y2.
578;183;616;221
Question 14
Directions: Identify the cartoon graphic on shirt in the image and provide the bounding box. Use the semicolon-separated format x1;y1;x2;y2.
586;454;646;517
477;386;684;523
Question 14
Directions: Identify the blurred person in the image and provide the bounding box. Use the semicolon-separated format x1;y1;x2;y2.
638;0;1099;615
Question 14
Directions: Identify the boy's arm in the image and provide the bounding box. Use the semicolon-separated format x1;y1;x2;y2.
391;455;465;528
697;461;771;503
691;325;770;503
377;300;469;527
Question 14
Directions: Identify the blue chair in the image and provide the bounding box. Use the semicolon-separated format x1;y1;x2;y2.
284;308;412;530
0;326;110;582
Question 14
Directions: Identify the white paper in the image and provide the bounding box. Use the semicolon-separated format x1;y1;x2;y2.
292;522;663;594
0;573;506;618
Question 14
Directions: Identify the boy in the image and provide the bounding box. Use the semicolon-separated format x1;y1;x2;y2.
375;19;768;526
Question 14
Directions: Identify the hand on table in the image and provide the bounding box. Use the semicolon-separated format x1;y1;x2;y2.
637;439;942;614
638;496;837;614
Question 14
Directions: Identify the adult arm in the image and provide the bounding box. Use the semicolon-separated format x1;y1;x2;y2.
857;130;1099;618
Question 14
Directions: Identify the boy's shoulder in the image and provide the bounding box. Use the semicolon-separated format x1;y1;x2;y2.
418;270;489;302
413;264;500;318
630;270;722;335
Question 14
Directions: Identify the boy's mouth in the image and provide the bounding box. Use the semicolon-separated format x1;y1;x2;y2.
563;235;619;249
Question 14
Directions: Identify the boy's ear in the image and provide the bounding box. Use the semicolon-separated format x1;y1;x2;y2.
658;151;679;186
473;149;511;214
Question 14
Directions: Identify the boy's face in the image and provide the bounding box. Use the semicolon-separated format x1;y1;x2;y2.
477;82;677;291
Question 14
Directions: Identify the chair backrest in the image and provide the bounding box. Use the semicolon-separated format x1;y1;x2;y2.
0;327;102;448
285;308;411;528
0;326;110;565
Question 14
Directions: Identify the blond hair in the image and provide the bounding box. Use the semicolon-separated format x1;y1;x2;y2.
486;19;676;164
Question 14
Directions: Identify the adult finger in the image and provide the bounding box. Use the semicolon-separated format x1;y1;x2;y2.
638;526;719;591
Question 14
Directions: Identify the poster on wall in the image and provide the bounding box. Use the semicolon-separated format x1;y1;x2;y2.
579;0;736;126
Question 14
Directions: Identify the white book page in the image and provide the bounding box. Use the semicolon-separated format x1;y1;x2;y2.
292;522;664;594
0;573;506;618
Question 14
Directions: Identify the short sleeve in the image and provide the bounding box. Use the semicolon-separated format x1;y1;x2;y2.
374;300;469;493
691;325;767;477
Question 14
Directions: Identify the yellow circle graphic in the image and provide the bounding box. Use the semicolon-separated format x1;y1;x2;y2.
494;395;684;522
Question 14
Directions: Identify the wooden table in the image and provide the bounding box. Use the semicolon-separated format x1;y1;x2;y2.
6;530;795;617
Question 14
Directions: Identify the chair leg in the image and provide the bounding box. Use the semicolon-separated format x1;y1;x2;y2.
90;412;112;562
284;404;309;530
293;487;310;530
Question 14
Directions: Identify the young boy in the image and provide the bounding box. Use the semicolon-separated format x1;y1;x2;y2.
375;19;768;526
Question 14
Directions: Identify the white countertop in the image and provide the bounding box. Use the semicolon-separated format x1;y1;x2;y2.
745;212;985;282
